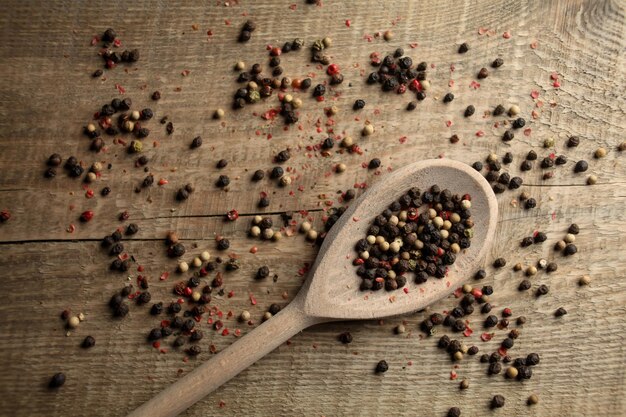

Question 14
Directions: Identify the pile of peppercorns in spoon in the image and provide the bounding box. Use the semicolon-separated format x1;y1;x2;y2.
354;185;473;293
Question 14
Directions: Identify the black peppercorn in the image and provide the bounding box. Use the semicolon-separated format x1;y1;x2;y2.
481;303;493;314
472;161;483;171
312;84;326;97
491;395;505;409
443;93;454;103
216;175;230;187
493;258;506;268
217;238;230;250
167;243;186;258
109;243;124;256
190;136;202;149
48;153;62;167
268;303;281;315
275;150;290;163
114;303;129;317
368;158;381;169
477;68;489;79
521;237;533;247
534;232;547;243
536;284;549;296
375;360;388;373
447;407;461;417
438;335;451;349
49;372;66;388
512;118;526;129
518;279;531;291
151;91;161;101
502;337;514;349
488;362;502;375
252;169;265;181
474;269;486;280
502;130;514;142
464;105;475;117
416;91;426;101
493;105;505;116
256;266;270;280
508;177;523;190
452;319;466;332
564;243;578;255
555;307;567;317
137;291;151;305
492;58;504;68
353;99;365;110
458;43;469;53
190;330;204;342
148;328;162;341
150;302;163;316
168;302;182;315
338;331;353;344
81;335;96;348
525;198;537;209
526;353;540;366
181;319;195;332
420;319;434;334
574;160;588;173
126;223;139;235
485;315;498;327
567;136;580;147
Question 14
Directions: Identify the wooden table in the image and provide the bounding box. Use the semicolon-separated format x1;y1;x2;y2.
0;1;624;416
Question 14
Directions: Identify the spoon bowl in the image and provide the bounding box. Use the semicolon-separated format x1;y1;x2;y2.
303;158;498;320
128;158;498;417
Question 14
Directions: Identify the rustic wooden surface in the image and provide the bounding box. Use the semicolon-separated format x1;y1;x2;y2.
0;1;624;416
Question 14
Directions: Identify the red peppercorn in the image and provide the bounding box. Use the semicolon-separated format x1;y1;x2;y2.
80;210;94;222
0;210;11;223
226;209;239;221
327;64;340;76
502;307;512;317
270;47;282;56
471;288;483;299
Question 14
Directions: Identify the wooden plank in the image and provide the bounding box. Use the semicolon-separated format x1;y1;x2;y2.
0;0;625;416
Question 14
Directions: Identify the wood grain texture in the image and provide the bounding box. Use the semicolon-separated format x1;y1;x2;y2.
0;0;625;416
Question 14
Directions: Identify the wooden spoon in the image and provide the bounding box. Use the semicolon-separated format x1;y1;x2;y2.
128;158;498;417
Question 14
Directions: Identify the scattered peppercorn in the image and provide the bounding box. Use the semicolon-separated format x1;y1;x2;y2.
493;258;506;268
458;43;469;53
491;395;505;409
339;332;353;344
574;160;588;173
447;407;461;417
567;136;580;147
554;307;567;317
49;372;66;388
492;58;504;68
536;284;549;296
375;360;388;373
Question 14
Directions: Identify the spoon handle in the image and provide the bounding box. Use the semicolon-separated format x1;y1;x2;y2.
127;299;321;417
